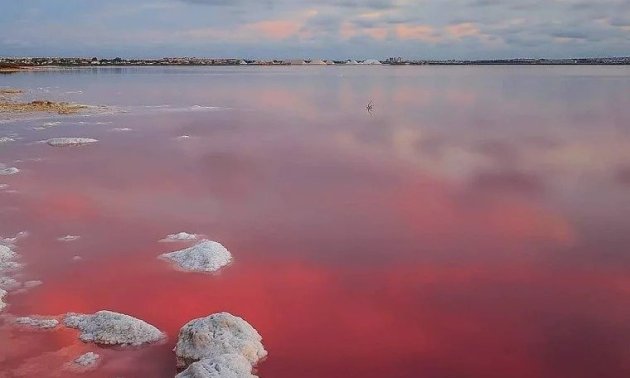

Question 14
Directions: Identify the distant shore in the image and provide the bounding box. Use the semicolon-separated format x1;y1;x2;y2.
2;56;630;69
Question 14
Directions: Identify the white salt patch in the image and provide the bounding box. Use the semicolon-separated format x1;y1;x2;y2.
0;244;21;272
0;167;19;175
0;184;8;190
0;137;15;143
2;231;28;245
74;352;99;367
0;277;21;291
160;232;198;242
46;138;98;147
58;235;80;242
160;240;232;273
176;135;191;140
176;354;256;378
175;313;266;370
63;310;165;346
0;288;6;311
16;316;59;329
72;255;83;261
111;127;132;132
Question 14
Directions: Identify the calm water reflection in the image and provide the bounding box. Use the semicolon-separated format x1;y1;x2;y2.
1;66;629;377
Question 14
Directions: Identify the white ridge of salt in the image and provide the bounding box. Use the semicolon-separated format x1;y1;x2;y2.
174;312;267;369
16;316;59;329
176;354;257;378
160;232;198;242
160;240;232;273
176;135;191;140
58;235;80;242
74;352;100;367
0;288;6;311
46;138;98;147
0;137;15;143
63;310;165;346
111;127;132;132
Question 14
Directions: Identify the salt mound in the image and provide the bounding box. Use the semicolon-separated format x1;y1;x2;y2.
0;167;19;175
160;232;198;242
46;138;98;147
175;312;267;369
63;310;165;346
160;240;231;272
176;354;256;378
0;288;6;311
74;352;100;367
16;316;59;329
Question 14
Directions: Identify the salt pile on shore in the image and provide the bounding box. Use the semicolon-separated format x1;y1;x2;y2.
175;312;267;377
64;310;165;346
160;240;232;273
0;288;6;311
46;138;98;147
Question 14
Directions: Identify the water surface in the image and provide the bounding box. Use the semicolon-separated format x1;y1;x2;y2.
1;66;629;378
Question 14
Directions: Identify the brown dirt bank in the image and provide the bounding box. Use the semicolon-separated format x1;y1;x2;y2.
0;100;87;115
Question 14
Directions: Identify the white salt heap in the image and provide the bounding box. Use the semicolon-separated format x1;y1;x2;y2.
74;352;100;367
46;138;98;147
160;232;198;242
63;310;165;346
16;316;59;329
160;240;232;273
174;312;267;370
0;166;19;175
176;354;257;378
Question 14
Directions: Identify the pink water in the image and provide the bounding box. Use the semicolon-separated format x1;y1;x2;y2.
1;66;629;377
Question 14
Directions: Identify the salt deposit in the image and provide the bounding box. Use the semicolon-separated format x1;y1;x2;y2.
176;354;257;378
160;232;198;242
63;310;165;346
0;288;6;311
16;316;59;329
0;166;19;175
46;138;98;147
160;240;232;273
73;352;100;367
174;312;267;369
58;235;80;242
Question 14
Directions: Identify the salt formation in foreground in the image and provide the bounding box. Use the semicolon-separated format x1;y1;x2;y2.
160;232;198;242
46;138;98;147
160;240;232;272
176;354;256;378
16;316;59;329
64;310;165;346
74;352;100;367
174;312;267;370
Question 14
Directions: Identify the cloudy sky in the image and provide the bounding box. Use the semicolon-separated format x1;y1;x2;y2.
1;0;629;59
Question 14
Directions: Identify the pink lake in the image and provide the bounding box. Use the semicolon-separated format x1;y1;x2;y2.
0;66;629;377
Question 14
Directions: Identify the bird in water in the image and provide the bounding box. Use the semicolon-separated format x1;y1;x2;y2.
366;100;374;114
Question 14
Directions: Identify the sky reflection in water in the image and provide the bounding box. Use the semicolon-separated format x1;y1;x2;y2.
0;66;629;378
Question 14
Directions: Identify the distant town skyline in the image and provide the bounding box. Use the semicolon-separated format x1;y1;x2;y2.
1;1;629;59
